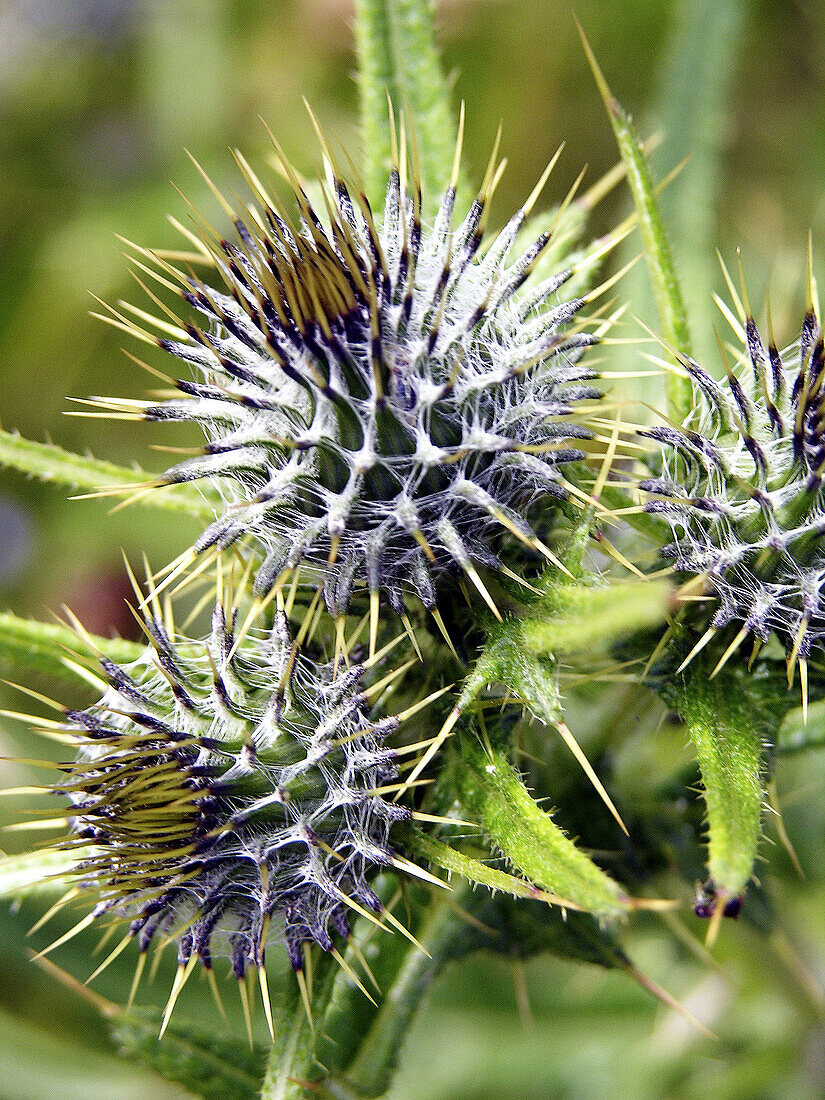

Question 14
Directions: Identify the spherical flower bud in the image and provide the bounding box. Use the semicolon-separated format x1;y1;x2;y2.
643;274;825;677
51;599;412;1004
108;118;601;614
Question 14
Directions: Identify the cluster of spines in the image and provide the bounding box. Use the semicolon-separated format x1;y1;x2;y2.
85;107;616;619
643;251;825;692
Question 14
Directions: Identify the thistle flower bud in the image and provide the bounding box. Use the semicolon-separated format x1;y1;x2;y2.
111;118;601;614
642;282;825;678
51;601;411;995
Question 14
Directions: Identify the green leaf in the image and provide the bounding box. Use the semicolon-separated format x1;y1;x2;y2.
0;849;83;900
353;0;461;210
0;610;142;683
449;741;627;919
777;700;825;754
0;428;211;518
577;22;693;422
112;1008;266;1100
458;579;669;715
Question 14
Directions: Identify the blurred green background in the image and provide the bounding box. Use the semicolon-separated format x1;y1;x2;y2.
0;1;824;1097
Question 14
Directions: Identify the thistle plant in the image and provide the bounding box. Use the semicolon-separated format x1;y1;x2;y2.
637;260;825;920
1;3;823;1098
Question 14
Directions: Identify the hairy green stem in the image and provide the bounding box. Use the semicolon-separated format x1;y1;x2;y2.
676;662;768;898
451;741;627;918
354;0;461;209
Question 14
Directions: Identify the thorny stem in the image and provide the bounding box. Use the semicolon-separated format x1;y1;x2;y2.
339;891;467;1097
354;0;464;210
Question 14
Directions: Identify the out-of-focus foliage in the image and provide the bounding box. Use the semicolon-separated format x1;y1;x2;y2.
1;2;824;1098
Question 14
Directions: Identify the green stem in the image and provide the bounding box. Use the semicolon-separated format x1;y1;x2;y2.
260;964;335;1100
353;0;461;210
341;892;463;1096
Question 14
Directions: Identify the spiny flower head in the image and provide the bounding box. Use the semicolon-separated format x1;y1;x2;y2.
643;258;825;677
101;113;603;615
48;598;415;1008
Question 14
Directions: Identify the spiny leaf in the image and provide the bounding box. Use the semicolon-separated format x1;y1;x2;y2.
0;611;142;684
577;20;693;421
354;0;462;209
0;849;83;900
0;428;211;518
596;483;672;544
466;578;670;696
449;740;628;919
112;1007;266;1100
667;659;772;901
